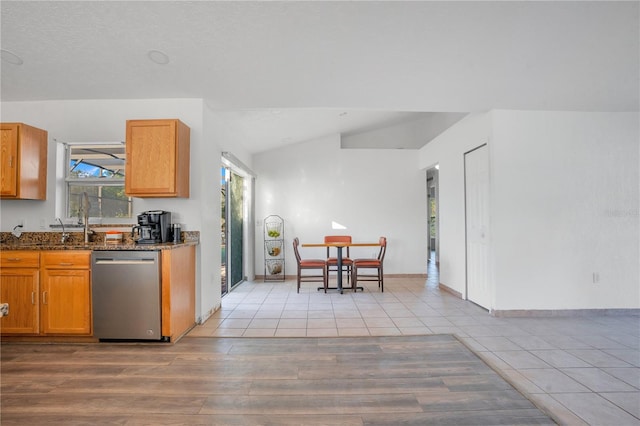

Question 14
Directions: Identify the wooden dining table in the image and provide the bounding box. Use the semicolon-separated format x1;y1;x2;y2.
301;241;380;293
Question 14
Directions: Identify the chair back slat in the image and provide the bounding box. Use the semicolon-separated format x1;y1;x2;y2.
378;236;387;261
324;235;352;257
293;237;302;263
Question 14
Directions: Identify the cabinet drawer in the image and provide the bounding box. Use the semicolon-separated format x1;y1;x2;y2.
41;251;90;269
0;251;40;268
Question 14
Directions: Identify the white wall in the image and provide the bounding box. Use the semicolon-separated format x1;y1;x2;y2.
418;113;493;295
0;99;221;322
253;134;429;277
491;111;639;310
342;112;466;150
419;110;639;311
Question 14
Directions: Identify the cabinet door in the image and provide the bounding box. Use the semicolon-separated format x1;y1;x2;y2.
125;119;189;197
0;124;18;197
0;122;47;200
0;268;39;334
41;269;91;335
126;120;178;196
161;245;196;340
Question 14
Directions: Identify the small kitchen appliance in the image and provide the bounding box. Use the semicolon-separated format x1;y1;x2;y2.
132;210;172;244
172;223;181;243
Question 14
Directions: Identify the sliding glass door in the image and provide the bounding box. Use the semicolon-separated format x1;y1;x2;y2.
229;171;244;289
221;166;245;296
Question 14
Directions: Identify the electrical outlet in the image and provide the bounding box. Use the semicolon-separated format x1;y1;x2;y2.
39;219;46;229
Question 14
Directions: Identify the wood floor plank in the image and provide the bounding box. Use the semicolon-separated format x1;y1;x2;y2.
248;377;448;395
362;409;556;425
1;393;207;415
415;389;538;411
51;377;252;396
199;393;424;415
126;413;365;426
299;364;484;380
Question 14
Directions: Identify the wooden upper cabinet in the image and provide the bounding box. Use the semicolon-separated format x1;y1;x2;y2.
125;119;190;198
0;123;48;200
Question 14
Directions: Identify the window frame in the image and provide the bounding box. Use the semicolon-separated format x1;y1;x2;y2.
63;141;133;222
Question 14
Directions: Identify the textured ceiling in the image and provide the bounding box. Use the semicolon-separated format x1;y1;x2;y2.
1;1;638;152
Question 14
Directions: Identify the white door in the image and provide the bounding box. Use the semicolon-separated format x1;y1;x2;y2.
465;145;491;309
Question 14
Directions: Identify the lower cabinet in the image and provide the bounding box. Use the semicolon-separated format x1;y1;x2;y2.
0;250;91;336
0;251;40;334
41;251;91;335
161;244;196;341
0;267;40;334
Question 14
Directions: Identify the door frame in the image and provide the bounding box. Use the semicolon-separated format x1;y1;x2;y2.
426;165;439;265
221;153;256;295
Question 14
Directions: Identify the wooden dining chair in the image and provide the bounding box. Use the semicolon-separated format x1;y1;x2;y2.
351;236;387;292
293;237;328;293
324;235;354;289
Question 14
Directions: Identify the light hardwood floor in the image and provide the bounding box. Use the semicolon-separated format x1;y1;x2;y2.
0;334;554;425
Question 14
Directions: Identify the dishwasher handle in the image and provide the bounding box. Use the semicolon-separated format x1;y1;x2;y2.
94;258;157;265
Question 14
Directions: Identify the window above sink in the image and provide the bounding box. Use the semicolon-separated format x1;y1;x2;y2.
63;142;132;221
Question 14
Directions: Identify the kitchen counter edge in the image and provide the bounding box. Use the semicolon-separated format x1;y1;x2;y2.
0;240;199;251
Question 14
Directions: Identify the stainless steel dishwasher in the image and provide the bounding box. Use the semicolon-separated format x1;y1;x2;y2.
91;251;165;341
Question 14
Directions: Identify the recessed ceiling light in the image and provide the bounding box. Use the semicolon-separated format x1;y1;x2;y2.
1;49;24;65
147;50;170;65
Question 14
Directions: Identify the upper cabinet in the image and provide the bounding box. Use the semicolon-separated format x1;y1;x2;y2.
0;123;48;200
125;119;190;198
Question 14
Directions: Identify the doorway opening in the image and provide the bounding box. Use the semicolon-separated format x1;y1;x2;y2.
426;165;439;268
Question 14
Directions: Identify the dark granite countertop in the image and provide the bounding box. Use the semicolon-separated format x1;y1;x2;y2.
0;231;200;251
0;241;198;251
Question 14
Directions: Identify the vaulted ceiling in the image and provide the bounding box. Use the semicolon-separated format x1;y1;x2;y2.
2;1;637;152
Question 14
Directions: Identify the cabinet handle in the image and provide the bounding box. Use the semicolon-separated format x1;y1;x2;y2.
58;263;74;266
6;258;21;262
42;291;47;305
9;156;13;167
31;292;35;305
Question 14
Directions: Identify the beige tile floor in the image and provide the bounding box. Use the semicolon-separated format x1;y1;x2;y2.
190;259;640;425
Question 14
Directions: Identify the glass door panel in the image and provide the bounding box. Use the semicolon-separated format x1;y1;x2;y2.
221;167;228;296
229;171;244;289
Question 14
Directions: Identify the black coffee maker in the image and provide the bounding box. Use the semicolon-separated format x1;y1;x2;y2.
132;210;172;244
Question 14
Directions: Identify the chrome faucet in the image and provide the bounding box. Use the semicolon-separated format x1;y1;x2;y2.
57;218;69;244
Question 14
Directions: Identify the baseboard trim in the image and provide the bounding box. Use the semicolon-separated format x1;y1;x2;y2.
492;308;640;318
255;275;294;281
385;273;428;278
255;274;427;281
438;282;462;299
197;303;221;325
